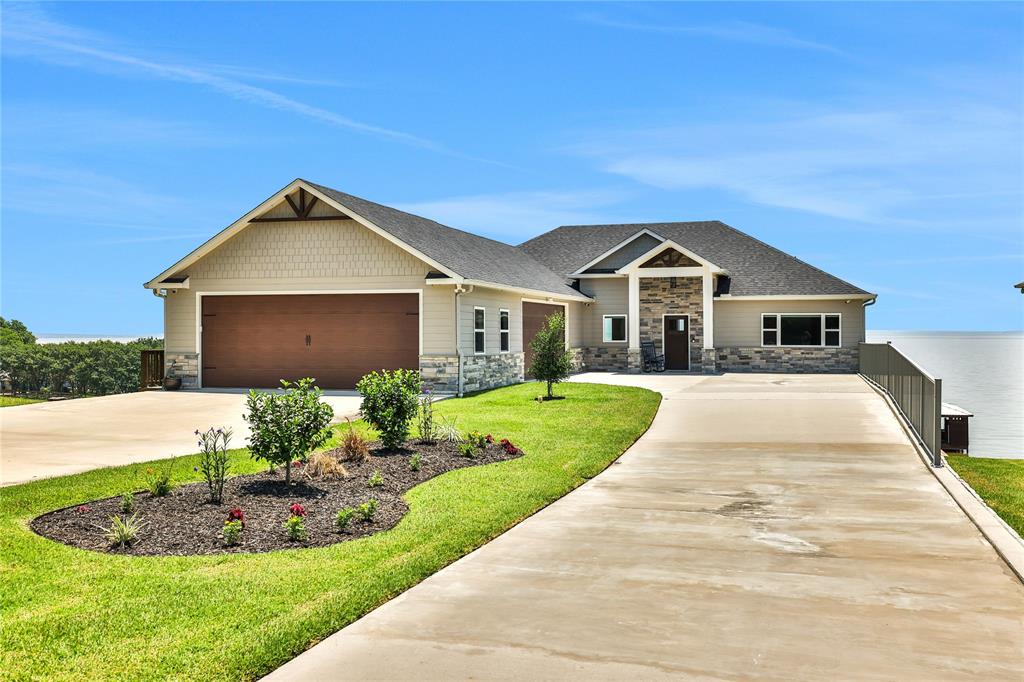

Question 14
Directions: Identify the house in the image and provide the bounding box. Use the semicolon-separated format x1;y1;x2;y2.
145;178;876;393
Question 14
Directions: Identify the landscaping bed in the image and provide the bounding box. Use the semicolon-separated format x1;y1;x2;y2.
32;440;522;556
0;382;661;681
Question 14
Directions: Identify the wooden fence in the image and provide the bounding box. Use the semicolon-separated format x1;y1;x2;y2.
859;342;942;466
140;349;165;389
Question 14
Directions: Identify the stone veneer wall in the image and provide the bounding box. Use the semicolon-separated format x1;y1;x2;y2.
165;352;199;389
714;347;858;373
639;277;705;371
582;346;630;371
568;348;585;372
419;355;460;394
460;353;525;393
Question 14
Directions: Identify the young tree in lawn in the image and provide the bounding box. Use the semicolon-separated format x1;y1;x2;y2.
529;312;573;399
244;378;334;485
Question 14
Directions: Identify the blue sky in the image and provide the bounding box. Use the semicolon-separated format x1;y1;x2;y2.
2;1;1022;334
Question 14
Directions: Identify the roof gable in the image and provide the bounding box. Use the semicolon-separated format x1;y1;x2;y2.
146;179;589;302
519;221;872;298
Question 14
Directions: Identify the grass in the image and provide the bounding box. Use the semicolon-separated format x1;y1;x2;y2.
0;382;660;681
946;454;1024;536
0;396;43;408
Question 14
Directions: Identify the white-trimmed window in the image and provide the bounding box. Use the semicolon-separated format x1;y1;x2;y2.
474;307;486;354
603;314;627;343
499;309;510;352
762;313;841;347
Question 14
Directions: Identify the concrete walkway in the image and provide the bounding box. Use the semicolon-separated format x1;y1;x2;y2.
265;373;1024;681
0;390;361;486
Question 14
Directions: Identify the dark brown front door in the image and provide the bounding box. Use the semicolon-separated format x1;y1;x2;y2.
201;293;418;389
523;302;564;378
664;315;689;370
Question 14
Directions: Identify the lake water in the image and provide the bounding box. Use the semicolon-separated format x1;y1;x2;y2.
866;331;1024;458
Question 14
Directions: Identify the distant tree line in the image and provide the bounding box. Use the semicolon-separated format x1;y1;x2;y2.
0;318;162;397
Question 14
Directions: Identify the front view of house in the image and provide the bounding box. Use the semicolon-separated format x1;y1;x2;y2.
145;179;875;393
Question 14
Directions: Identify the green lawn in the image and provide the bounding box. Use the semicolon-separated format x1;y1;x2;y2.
946;454;1024;536
0;382;660;681
0;396;43;408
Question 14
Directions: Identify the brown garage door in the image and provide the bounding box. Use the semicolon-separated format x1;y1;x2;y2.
523;302;564;379
201;294;418;389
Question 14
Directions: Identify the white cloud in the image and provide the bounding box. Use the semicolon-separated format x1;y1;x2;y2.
0;5;437;149
395;189;633;241
578;13;847;56
567;103;1022;227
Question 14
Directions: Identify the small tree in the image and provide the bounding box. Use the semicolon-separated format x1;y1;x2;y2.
529;312;572;399
356;369;421;450
244;378;334;485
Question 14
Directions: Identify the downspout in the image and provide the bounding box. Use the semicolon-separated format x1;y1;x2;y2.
454;284;474;397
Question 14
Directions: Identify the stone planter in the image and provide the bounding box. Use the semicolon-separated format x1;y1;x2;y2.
163;376;182;391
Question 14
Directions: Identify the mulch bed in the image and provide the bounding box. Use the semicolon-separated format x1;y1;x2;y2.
31;439;523;556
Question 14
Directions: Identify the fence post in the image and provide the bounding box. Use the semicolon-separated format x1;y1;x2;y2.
933;378;943;467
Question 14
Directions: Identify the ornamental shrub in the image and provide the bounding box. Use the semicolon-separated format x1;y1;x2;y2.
244;378;334;485
339;419;369;463
357;498;379;521
144;459;175;497
335;507;357;531
528;312;572;399
356;369;421;450
222;519;243;546
104;513;147;548
417;389;437;443
367;470;384;488
196;427;232;504
283;515;307;541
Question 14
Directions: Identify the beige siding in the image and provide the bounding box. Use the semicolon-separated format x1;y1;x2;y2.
458;287;525;355
162;213;457;355
565;301;584;347
713;299;866;348
577;277;629;347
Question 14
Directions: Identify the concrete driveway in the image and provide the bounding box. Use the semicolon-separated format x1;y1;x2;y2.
0;390;362;486
265;373;1024;681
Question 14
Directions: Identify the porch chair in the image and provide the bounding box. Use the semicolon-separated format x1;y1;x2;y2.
640;341;665;373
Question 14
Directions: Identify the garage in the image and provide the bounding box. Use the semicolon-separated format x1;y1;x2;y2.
522;301;565;378
200;293;419;389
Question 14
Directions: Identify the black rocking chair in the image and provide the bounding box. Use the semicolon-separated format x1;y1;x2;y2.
640;341;665;373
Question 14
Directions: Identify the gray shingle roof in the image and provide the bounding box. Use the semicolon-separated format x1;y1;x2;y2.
519;221;872;297
305;181;586;300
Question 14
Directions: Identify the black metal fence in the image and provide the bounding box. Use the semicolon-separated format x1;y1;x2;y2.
859;342;943;467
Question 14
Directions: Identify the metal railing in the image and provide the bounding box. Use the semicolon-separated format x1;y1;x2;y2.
859;342;943;467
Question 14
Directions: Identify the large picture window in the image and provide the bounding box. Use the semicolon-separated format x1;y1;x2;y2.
474;307;485;354
499;309;510;352
603;315;627;343
762;313;841;347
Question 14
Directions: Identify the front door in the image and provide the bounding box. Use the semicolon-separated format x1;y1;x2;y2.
664;315;690;370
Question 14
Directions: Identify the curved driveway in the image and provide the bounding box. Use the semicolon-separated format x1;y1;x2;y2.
0;390;361;486
266;373;1023;680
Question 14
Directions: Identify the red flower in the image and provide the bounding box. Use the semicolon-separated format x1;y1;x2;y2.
500;438;521;455
289;503;307;517
227;507;246;528
293;460;302;468
75;504;90;514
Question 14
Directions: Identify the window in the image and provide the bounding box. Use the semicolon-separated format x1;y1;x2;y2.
499;309;510;352
762;313;841;347
603;315;627;343
474;307;485;354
